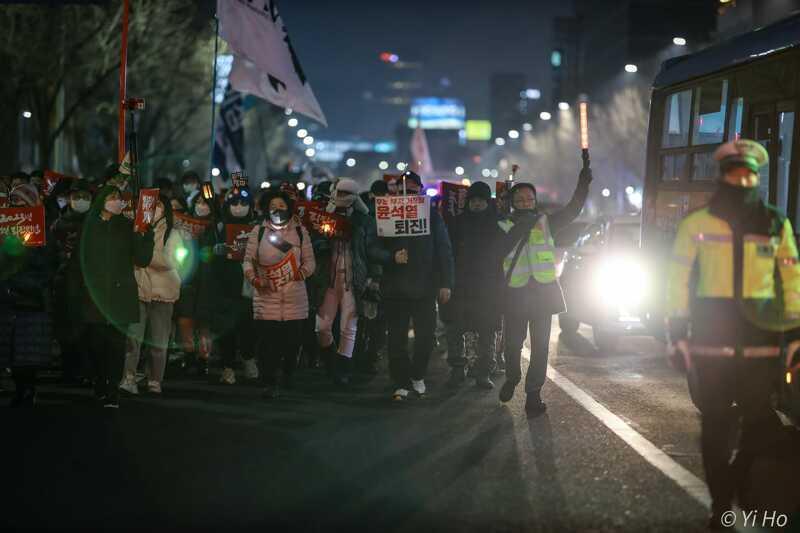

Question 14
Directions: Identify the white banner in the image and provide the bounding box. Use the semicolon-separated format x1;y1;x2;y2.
218;0;327;126
375;196;431;238
410;127;434;177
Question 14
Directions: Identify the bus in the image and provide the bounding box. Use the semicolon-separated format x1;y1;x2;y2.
642;13;800;421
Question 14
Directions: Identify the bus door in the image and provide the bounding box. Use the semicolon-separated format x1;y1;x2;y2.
748;102;797;221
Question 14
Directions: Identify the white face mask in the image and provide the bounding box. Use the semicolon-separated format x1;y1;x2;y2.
56;197;68;209
104;199;124;215
335;194;355;209
195;203;211;217
71;199;91;213
230;204;250;218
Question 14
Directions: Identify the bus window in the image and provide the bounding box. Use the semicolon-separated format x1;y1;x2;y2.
728;97;744;141
661;153;687;181
752;113;771;203
691;151;717;181
692;79;728;145
662;89;692;148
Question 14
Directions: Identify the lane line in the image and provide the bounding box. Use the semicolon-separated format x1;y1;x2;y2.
544;364;712;509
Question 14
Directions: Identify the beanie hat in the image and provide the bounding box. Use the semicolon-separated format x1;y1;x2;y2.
466;181;491;201
9;183;40;207
400;170;423;188
335;178;359;195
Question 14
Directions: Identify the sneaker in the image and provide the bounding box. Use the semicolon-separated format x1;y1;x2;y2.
525;393;547;418
147;381;162;394
499;381;516;403
392;388;409;401
220;367;236;385
119;375;139;395
475;376;495;390
242;358;259;380
411;379;426;396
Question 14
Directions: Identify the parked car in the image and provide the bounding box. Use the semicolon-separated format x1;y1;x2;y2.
558;214;654;352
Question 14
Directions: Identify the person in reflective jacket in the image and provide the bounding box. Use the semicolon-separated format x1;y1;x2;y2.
665;139;800;530
497;168;591;417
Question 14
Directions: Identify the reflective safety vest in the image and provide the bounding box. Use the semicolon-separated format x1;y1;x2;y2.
666;207;800;355
498;215;557;287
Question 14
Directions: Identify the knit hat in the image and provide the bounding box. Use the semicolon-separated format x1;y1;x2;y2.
335;178;359;195
69;179;91;193
9;183;40;207
370;180;388;196
400;170;423;188
466;181;491;201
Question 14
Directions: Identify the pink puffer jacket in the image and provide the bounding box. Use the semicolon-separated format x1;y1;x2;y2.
243;219;315;322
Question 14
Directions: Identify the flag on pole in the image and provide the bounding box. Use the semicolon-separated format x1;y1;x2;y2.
118;151;132;175
212;83;245;179
217;0;327;127
410;127;434;177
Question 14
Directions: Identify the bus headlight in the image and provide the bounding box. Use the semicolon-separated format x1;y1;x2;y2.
594;256;648;309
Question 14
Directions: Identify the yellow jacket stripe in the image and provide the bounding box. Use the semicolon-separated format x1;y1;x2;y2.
499;215;557;287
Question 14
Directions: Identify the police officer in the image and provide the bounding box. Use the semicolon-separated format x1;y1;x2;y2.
498;168;591;416
666;139;800;530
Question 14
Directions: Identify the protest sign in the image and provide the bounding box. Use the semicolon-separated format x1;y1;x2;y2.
133;188;160;233
225;223;255;261
0;206;47;247
297;200;351;239
231;171;249;189
42;170;77;197
259;253;301;292
439;181;469;224
0;195;7;208
174;212;211;239
375;195;430;237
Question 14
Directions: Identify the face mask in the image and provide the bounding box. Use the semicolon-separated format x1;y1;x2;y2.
195;203;211;217
71;199;91;213
183;183;198;194
230;204;250;218
335;194;355;209
57;197;68;209
270;209;290;225
104;199;124;215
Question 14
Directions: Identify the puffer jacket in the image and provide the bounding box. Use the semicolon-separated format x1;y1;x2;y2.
243;218;315;322
134;218;182;304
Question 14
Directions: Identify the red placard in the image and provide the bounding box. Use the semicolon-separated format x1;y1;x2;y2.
296;200;351;239
0;206;47;247
225;223;255;261
259;252;301;291
133;188;160;233
43;169;77;197
0;195;7;208
439;181;469;224
173;212;211;239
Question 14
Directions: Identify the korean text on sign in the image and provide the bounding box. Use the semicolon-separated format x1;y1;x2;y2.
0;206;47;247
259;253;301;291
134;188;160;233
375;195;431;237
225;223;255;261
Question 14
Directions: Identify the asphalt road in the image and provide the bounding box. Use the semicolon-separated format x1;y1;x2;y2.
2;323;798;532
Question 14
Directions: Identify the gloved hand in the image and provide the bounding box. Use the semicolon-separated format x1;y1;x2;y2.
579;167;593;184
213;243;228;256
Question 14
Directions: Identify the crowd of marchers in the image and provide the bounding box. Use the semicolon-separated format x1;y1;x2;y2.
0;164;591;413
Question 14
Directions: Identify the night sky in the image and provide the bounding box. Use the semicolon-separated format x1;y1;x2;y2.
271;0;574;141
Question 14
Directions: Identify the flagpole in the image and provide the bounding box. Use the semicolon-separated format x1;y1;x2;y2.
207;14;220;182
117;0;130;163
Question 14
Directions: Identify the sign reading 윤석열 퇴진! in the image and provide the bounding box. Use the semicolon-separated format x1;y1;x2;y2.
375;195;430;238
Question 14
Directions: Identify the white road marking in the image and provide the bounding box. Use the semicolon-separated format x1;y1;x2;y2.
544;364;712;508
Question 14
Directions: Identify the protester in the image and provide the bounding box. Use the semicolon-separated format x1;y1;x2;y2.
173;193;214;376
498;169;592;416
372;171;454;400
120;194;182;395
0;184;56;406
155;178;176;201
181;171;201;205
243;189;315;398
197;186;258;385
9;172;30;189
68;185;154;408
443;181;503;389
313;178;381;385
51;179;93;384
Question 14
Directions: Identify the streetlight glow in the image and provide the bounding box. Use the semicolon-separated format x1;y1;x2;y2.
378;161;389;170
495;137;506;146
525;88;541;100
261;181;271;189
481;169;491;178
303;136;314;145
346;158;356;167
297;129;308;138
540;111;552;121
284;108;293;116
396;162;407;171
602;188;611;197
22;110;32;119
455;166;465;176
211;167;221;177
287;118;298;127
297;182;307;191
305;148;316;157
461;178;471;186
558;102;570;111
490;169;499;178
508;129;519;139
673;37;687;46
625;186;635;195
522;123;533;132
625;64;638;73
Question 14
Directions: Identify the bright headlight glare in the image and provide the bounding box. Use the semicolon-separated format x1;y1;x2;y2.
594;257;647;307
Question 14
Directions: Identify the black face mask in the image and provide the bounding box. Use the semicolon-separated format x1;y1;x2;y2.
269;209;290;225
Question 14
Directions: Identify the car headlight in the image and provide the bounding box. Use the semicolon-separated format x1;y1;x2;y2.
594;256;648;309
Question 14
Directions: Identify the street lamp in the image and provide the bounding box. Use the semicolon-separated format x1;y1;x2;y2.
22;110;32;119
602;188;611;197
522;123;533;132
287;118;298;127
558;102;570;111
211;167;221;177
297;129;308;138
625;64;638;73
540;111;552;121
346;158;356;167
495;137;506;146
455;166;465;176
284;108;293;116
625;186;635;195
378;161;389;170
261;181;271;189
396;162;407;171
481;169;491;178
297;182;307;191
305;148;316;157
303;136;314;146
508;129;519;139
673;37;687;46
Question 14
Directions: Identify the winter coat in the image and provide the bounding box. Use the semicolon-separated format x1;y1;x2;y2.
173;215;214;320
67;186;154;327
374;208;454;301
134;217;182;304
310;209;382;313
243;218;315;322
50;208;86;330
0;237;57;368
